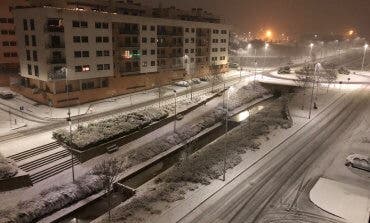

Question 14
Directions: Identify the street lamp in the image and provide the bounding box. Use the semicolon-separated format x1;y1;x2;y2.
362;44;368;71
173;90;177;132
62;67;75;182
263;43;269;72
223;86;235;181
309;63;321;119
309;43;314;61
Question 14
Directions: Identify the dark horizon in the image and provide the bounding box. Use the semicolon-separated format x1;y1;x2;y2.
143;0;370;40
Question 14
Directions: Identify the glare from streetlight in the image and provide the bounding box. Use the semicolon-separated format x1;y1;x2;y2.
310;43;314;48
247;43;252;49
264;43;269;49
348;30;354;36
365;44;369;49
266;30;272;39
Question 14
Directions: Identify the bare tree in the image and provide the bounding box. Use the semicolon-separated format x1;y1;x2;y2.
294;66;314;110
322;69;338;93
92;158;126;222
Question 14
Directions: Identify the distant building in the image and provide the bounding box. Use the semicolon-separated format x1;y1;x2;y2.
0;0;29;86
12;3;230;107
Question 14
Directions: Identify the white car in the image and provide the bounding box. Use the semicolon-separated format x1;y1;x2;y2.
345;154;370;172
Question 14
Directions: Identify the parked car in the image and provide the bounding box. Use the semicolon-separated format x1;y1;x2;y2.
0;91;14;99
229;63;239;69
345;154;370;172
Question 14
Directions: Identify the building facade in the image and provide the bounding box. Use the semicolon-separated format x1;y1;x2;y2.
12;6;229;107
0;0;29;86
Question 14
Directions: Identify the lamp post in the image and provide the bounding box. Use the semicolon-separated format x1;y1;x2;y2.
362;44;368;71
263;43;269;73
309;43;314;62
309;63;321;119
173;90;177;133
223;86;234;181
62;67;75;183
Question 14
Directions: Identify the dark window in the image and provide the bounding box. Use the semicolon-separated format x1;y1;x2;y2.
10;41;16;46
24;35;29;45
8;18;14;23
75;66;82;72
26;50;31;60
151;50;155;55
97;64;104;70
142;50;147;55
23;19;28;30
102;79;108;87
81;36;88;43
73;36;80;43
82;51;89;57
11;52;17;57
27;64;32;75
150;26;155;31
142;25;147;31
31;35;36;46
185;28;189;32
151;61;155;66
191;28;195;33
102;23;108;29
2;41;9;46
72;20;80;27
8;30;15;35
95;22;101;29
32;50;37;61
96;51;103;57
1;30;7;34
103;50;109;56
74;51;82;57
80;21;88;28
30;19;35;30
104;64;110;70
142;37;147;43
96;36;102;43
34;65;39;76
103;36;109;42
0;18;7;23
151;38;155;43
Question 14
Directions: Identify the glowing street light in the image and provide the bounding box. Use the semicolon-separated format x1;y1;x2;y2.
362;44;368;71
348;30;354;36
265;30;272;40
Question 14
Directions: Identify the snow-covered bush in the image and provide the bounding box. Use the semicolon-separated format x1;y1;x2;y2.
174;81;190;87
0;174;103;223
53;108;168;150
0;153;18;180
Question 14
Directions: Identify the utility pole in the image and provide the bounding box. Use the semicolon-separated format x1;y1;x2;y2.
362;44;368;71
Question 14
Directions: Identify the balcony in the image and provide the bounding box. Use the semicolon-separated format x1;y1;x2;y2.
45;25;64;33
48;57;66;64
48;71;66;80
118;29;139;35
46;43;65;49
118;43;140;48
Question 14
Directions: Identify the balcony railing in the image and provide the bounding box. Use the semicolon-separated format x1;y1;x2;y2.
46;43;65;49
118;43;140;48
157;31;183;36
118;29;139;35
45;25;64;33
47;58;66;64
48;71;66;80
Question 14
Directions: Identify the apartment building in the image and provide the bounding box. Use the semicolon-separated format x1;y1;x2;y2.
12;6;230;107
0;0;29;86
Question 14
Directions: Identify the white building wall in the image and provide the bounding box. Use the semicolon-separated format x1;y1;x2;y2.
183;27;196;74
139;23;157;73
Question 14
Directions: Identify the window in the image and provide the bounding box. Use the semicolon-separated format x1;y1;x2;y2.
82;51;89;57
150;38;155;43
81;36;88;43
142;61;147;67
142;50;147;55
212;48;218;52
26;50;31;60
24;36;30;47
11;52;17;57
34;65;39;76
75;66;82;72
8;30;15;35
96;51;103;57
151;50;155;55
97;64;104;70
191;28;195;33
80;21;88;28
185;38;189;43
1;30;8;34
221;30;227;34
104;64;110;70
2;41;9;46
96;36;102;43
30;19;35;30
0;18;7;23
82;65;90;71
23;19;28;30
191;38;195;43
32;50;37;61
74;51;82;58
10;41;16;46
151;61;155;66
150;26;155;31
73;36;80;43
8;18;14;23
104;50;109;56
103;37;109;42
185;49;189;53
213;29;219;34
185;28;189;33
142;25;147;31
191;49;195;53
142;37;147;43
82;81;94;90
102;23;108;29
31;35;36;46
95;22;101;29
27;64;32;75
72;20;80;27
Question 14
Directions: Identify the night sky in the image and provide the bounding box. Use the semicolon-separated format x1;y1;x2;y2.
144;0;370;39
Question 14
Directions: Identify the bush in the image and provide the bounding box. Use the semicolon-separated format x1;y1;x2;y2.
0;153;18;180
53;108;168;150
338;67;350;75
278;66;291;74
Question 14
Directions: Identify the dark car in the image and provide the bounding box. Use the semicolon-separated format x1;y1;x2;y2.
0;91;14;99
